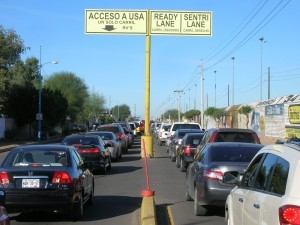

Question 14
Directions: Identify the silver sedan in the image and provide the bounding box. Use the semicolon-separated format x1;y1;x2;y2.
87;131;122;161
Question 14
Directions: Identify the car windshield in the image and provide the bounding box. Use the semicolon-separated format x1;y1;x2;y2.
209;145;261;163
8;149;69;167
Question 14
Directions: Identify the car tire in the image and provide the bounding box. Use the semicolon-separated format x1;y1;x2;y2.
194;188;208;216
70;194;83;221
180;158;187;172
100;165;106;175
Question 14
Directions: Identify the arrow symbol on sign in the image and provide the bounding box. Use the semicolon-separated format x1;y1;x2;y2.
103;25;116;31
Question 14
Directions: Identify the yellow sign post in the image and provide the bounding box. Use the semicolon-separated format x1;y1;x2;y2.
85;9;212;158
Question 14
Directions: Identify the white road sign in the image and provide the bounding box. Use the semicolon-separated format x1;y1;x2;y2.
85;10;148;35
150;11;212;36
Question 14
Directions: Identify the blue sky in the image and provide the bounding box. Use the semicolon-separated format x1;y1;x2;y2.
1;0;299;120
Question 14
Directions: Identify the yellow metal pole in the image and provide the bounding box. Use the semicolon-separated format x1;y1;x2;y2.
141;10;154;158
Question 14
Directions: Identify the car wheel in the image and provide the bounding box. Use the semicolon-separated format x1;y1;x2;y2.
194;188;208;216
180;158;187;172
175;156;180;168
100;165;107;175
70;194;83;221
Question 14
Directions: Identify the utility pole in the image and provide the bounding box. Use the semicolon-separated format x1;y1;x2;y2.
200;63;204;129
214;70;217;107
174;89;183;122
268;67;270;99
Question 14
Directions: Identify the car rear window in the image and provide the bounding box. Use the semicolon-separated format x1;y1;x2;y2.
9;149;69;167
173;124;201;131
186;134;204;146
209;145;261;162
98;126;119;134
215;132;256;143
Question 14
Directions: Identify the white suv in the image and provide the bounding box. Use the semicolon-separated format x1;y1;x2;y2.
225;143;300;225
169;122;202;138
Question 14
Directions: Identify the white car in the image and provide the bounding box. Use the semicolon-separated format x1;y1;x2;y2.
225;143;300;225
157;123;171;146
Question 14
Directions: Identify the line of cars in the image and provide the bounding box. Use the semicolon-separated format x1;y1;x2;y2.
0;121;138;222
155;122;300;224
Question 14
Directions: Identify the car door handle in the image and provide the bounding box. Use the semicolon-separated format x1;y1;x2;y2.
253;203;260;209
239;198;244;203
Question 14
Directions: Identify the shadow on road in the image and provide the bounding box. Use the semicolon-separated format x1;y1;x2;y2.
11;195;142;222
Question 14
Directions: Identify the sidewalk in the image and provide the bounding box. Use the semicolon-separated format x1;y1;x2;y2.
0;137;63;152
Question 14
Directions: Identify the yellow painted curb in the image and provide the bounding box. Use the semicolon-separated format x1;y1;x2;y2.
141;196;157;225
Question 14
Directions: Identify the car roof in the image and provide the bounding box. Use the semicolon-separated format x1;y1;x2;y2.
207;128;257;133
12;144;71;151
205;142;264;148
176;129;203;132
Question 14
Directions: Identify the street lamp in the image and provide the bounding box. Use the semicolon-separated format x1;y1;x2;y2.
259;37;266;101
231;57;235;106
214;70;217;107
37;46;58;142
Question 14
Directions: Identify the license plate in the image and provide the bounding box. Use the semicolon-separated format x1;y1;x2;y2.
22;179;40;188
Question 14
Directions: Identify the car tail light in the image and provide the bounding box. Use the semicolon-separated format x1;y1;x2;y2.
203;169;223;181
52;171;72;184
0;172;9;184
279;205;300;225
77;147;100;154
118;134;124;139
183;145;191;154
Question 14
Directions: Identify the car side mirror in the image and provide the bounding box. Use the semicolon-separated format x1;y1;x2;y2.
223;171;240;185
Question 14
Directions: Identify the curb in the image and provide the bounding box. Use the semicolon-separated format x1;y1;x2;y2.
140;196;157;225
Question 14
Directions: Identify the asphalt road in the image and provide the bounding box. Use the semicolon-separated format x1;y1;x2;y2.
0;137;230;225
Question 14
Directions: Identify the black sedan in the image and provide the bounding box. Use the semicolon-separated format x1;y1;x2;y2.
0;144;94;220
185;142;264;216
61;134;112;174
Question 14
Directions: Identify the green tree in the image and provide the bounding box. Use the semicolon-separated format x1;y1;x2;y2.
79;92;106;127
3;84;36;126
43;72;89;122
0;25;28;113
42;88;68;131
111;104;131;121
184;109;201;121
238;105;253;129
205;107;227;127
9;57;39;87
162;109;182;122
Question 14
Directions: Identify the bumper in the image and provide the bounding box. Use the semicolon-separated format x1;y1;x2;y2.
197;180;235;206
3;188;78;213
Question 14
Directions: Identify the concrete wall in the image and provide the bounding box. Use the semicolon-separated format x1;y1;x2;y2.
204;94;300;139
